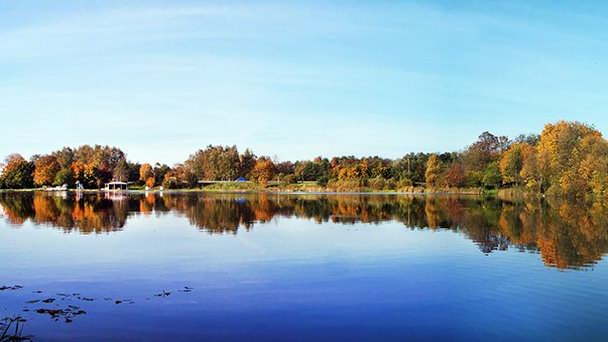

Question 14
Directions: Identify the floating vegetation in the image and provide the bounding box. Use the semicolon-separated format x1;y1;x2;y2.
0;285;23;292
34;307;87;323
154;290;172;298
3;284;195;337
179;287;193;293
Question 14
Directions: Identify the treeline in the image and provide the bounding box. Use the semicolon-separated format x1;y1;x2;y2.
1;120;607;197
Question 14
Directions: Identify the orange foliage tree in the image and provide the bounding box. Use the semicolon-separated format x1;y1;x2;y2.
250;157;275;186
34;155;60;186
140;163;154;187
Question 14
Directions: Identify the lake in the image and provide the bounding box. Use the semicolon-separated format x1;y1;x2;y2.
1;192;607;341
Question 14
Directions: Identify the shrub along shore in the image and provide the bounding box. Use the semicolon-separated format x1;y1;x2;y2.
1;120;607;199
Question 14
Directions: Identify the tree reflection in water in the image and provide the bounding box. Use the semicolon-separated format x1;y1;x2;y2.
1;192;607;269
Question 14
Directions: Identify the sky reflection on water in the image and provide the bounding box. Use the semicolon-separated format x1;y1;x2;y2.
1;192;608;341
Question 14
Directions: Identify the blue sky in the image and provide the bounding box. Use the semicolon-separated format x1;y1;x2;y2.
1;1;607;165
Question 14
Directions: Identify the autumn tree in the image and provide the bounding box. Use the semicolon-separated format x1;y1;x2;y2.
537;121;603;196
519;146;542;191
62;145;128;188
295;157;330;183
275;161;295;182
187;145;240;181
239;149;256;178
34;155;60;186
153;163;171;185
162;163;197;189
52;147;75;186
443;163;465;188
395;153;429;185
112;159;129;182
173;163;197;188
54;168;74;187
53;147;74;170
425;154;441;187
140;163;155;187
250;157;275;186
0;154;34;189
499;143;530;186
462;132;510;186
576;135;608;197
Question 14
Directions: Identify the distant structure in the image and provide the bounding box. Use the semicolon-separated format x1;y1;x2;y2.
104;181;129;191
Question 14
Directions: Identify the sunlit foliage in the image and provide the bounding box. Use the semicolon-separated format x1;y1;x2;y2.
1;120;608;197
33;155;60;186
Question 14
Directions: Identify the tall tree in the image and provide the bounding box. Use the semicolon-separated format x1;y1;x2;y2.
140;163;154;187
499;143;528;186
239;149;256;178
425;154;441;187
113;160;129;182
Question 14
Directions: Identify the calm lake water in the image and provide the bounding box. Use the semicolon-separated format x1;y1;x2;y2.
1;192;608;341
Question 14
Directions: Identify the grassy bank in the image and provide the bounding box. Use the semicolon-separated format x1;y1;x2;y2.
0;185;485;195
198;182;485;195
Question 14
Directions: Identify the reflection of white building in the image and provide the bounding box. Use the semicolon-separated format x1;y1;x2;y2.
104;181;129;191
104;191;128;201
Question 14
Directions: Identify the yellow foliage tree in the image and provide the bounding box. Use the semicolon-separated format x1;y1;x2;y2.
499;142;536;187
425;154;441;187
537;121;604;196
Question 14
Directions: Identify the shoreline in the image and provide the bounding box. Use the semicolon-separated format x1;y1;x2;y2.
0;188;488;196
